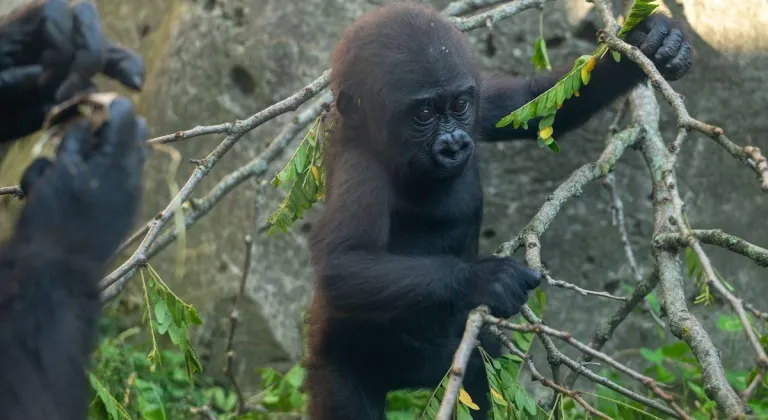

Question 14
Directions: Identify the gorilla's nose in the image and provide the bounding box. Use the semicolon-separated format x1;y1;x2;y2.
434;130;471;160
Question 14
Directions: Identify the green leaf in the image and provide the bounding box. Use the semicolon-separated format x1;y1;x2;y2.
611;50;622;62
547;139;560;152
717;314;744;333
539;114;555;131
531;37;552;71
661;341;691;359
154;300;169;327
618;0;661;39
88;373;131;420
639;347;663;364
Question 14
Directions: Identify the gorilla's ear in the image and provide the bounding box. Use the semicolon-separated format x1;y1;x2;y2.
336;90;362;121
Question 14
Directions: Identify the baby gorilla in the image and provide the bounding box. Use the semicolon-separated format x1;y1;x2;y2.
305;2;693;420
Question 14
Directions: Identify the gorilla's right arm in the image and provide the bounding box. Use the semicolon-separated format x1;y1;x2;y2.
479;13;693;142
0;98;147;420
309;148;537;322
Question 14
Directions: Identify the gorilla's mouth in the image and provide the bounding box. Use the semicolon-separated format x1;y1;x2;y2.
431;141;474;171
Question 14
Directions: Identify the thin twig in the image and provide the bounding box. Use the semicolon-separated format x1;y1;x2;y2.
497;125;643;256
99;73;330;294
99;93;330;303
630;80;744;417
488;315;692;419
488;325;613;420
654;229;768;268
449;0;555;31
602;173;666;328
436;307;487;420
593;1;767;192
440;0;510;16
547;275;626;301
0;185;22;197
223;196;263;413
563;268;661;389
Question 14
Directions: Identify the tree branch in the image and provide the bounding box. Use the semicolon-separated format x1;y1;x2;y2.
0;185;22;197
496;125;643;257
654;229;768;268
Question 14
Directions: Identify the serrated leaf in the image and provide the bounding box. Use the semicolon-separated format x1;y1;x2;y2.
531;37;552;71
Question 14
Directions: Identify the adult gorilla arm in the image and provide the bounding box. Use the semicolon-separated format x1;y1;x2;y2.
479;14;693;142
0;98;148;420
0;1;148;418
0;0;145;143
309;149;540;321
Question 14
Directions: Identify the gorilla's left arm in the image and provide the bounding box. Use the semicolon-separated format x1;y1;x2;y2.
0;98;148;420
479;14;693;142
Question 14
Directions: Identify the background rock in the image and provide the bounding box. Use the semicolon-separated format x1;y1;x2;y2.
0;0;765;394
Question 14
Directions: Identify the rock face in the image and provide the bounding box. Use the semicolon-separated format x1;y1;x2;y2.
1;0;765;393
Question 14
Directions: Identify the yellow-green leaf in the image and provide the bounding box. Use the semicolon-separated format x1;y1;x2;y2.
459;388;479;410
531;37;552;71
618;0;660;39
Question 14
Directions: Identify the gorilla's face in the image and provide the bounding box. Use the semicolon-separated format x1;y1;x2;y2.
384;75;480;182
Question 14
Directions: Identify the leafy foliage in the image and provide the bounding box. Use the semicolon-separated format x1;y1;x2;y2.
685;246;734;306
266;115;331;235
139;265;202;379
496;0;660;153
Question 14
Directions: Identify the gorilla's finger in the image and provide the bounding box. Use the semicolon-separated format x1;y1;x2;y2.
103;41;146;91
639;16;672;57
55;2;105;102
94;97;139;159
19;157;54;196
40;0;75;60
0;65;43;94
55;119;92;162
654;28;684;66
665;42;693;81
136;115;149;141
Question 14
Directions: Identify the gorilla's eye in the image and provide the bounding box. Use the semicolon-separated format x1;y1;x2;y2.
415;108;435;124
452;99;469;114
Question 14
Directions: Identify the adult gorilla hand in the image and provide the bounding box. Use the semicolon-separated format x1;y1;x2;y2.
12;97;148;266
0;0;145;143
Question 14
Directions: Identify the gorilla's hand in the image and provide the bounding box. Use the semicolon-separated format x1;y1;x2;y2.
13;97;148;265
624;13;693;81
0;0;145;142
471;257;541;319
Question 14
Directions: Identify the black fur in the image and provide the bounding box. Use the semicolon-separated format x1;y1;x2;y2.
0;98;147;420
305;2;693;420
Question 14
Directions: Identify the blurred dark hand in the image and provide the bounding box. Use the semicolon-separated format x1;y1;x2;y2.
14;96;148;265
0;0;145;143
